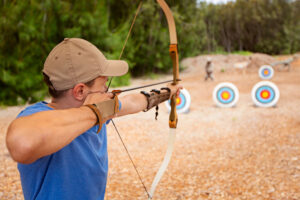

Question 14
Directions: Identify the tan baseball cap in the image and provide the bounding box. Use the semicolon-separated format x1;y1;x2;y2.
43;38;128;90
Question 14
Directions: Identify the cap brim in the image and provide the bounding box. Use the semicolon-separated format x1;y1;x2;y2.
102;60;129;77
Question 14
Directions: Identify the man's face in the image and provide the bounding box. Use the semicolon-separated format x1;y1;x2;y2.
88;76;109;93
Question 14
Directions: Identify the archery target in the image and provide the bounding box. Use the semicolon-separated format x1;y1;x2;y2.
165;88;191;114
258;65;274;80
213;82;239;108
251;81;280;107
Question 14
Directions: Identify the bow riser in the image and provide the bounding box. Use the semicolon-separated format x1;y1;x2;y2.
169;44;179;128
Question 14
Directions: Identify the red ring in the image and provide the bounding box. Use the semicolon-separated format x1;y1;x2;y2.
260;90;270;99
221;91;231;100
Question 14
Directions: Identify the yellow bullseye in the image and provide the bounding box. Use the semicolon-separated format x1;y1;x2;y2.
261;91;269;98
176;97;180;105
221;91;230;100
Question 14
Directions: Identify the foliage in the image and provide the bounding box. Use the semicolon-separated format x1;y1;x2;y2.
0;0;299;105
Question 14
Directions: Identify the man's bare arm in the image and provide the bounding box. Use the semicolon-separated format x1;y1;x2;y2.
117;93;148;117
6;106;97;164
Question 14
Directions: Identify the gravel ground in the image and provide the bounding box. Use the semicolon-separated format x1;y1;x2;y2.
0;54;299;200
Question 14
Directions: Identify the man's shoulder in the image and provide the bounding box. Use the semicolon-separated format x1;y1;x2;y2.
17;101;53;118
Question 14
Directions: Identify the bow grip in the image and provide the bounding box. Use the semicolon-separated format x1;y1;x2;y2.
169;95;178;128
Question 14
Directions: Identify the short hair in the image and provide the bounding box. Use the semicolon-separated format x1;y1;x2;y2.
43;73;96;98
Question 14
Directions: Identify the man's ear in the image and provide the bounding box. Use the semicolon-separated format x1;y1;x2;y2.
72;83;88;101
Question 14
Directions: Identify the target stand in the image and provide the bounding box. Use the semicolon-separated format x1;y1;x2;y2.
165;88;191;114
251;81;280;107
258;65;274;80
212;82;239;108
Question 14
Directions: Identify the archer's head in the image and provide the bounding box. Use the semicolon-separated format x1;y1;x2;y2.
42;38;128;101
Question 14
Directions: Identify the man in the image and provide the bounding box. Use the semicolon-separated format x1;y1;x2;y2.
205;57;214;81
6;38;182;200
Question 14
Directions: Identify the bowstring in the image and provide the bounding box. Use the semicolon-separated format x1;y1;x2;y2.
107;1;143;90
108;1;150;198
111;120;150;198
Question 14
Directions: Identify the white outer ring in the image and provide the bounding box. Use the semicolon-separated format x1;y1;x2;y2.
213;82;239;108
251;81;280;107
165;88;191;114
258;65;274;80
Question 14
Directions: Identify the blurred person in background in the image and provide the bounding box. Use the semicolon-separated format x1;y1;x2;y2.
205;57;214;81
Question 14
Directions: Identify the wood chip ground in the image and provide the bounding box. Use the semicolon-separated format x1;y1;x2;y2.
0;54;299;200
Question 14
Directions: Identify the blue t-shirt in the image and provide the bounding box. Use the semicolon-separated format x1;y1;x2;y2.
17;101;116;200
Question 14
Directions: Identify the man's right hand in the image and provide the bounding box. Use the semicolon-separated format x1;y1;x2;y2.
83;91;114;106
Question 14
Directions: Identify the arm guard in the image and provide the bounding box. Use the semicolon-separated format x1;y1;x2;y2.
85;95;119;133
141;88;171;111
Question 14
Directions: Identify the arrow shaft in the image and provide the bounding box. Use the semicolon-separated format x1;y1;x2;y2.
112;79;181;94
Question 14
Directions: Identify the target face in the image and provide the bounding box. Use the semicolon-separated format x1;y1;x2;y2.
251;81;280;107
165;88;191;114
213;82;239;107
258;65;274;80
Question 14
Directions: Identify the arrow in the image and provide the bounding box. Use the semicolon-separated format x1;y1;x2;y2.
111;79;181;94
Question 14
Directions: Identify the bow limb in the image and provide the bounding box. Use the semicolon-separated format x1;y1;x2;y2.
148;1;179;199
156;0;179;128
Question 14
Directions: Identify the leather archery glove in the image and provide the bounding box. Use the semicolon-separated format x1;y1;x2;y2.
85;95;119;133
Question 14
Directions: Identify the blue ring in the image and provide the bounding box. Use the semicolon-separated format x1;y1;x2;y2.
216;87;235;104
255;86;275;104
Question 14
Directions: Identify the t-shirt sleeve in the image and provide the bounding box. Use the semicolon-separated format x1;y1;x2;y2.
17;103;52;119
18;108;41;118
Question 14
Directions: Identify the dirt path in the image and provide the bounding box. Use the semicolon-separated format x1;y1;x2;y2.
1;54;299;200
